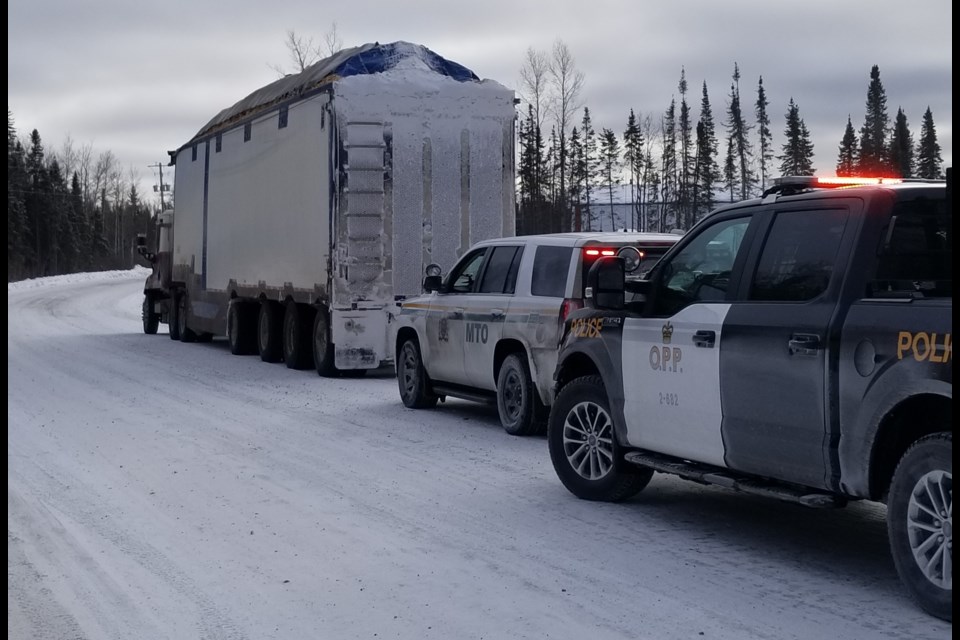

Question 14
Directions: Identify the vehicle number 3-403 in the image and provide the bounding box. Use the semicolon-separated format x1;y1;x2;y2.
659;392;679;407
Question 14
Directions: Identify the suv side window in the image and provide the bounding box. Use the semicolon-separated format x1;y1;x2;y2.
479;246;523;294
532;246;573;297
869;197;950;298
652;217;750;315
749;209;848;302
447;249;487;293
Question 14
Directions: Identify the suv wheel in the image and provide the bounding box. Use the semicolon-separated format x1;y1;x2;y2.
548;375;652;502
887;432;952;621
397;338;438;409
497;353;545;436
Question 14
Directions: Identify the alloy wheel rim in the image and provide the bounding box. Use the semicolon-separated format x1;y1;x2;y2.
562;400;615;480
907;469;953;589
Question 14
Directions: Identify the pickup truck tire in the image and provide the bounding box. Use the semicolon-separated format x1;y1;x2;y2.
283;302;314;370
497;353;543;436
548;375;653;502
257;301;283;363
397;338;438;409
142;293;159;335
887;431;952;621
313;308;338;378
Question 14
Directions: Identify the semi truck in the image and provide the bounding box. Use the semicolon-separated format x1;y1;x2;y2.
138;41;516;376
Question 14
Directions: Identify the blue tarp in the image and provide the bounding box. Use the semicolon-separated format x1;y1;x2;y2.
189;41;480;144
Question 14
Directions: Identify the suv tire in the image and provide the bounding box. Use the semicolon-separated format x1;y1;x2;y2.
397;338;438;409
497;353;545;436
548;375;652;502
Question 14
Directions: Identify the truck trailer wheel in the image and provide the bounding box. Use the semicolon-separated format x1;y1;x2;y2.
227;300;257;355
168;293;181;341
312;308;338;377
548;376;653;502
497;353;546;436
142;293;159;335
283;302;314;370
177;293;197;343
887;432;952;621
257;301;283;363
397;338;438;409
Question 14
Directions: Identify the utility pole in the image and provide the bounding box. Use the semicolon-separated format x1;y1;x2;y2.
148;162;169;210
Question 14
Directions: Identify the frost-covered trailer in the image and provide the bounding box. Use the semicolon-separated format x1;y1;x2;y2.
141;42;516;375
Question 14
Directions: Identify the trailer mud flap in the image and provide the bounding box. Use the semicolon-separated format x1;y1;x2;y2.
332;308;388;369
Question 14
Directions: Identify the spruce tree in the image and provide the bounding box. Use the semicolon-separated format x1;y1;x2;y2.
568;126;585;231
623;110;643;230
888;107;915;178
580;107;597;231
661;99;678;222
836;116;859;177
693;81;719;223
677;69;694;229
755;76;773;191
778;98;816;176
598;128;621;231
915;107;943;179
857;65;891;176
724;63;756;200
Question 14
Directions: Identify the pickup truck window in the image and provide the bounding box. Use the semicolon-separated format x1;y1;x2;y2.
869;198;951;298
652;217;750;315
749;209;848;302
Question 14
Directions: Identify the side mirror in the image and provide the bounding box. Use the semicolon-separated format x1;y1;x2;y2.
423;275;442;292
586;256;625;310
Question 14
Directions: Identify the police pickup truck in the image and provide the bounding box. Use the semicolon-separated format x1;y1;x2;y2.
548;172;952;620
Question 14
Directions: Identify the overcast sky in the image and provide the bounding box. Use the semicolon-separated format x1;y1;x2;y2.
9;0;952;207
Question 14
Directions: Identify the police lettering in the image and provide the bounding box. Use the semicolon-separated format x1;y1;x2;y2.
896;331;951;363
649;346;682;372
571;317;603;339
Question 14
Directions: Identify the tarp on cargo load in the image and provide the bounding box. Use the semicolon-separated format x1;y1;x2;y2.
189;41;481;144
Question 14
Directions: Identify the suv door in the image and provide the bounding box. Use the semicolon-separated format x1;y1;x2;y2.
621;215;754;466
462;244;524;389
426;248;488;384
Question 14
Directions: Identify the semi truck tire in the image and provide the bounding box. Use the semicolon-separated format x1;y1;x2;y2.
142;293;159;335
283;302;314;370
177;293;197;343
227;300;257;355
168;293;181;341
312;307;338;378
257;301;283;363
887;431;952;621
548;376;653;502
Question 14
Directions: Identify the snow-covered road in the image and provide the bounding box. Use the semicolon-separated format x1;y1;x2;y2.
7;269;950;640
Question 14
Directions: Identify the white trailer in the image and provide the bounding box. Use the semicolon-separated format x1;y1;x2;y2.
139;41;516;375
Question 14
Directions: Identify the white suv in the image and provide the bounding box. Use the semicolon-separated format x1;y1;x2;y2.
391;232;681;435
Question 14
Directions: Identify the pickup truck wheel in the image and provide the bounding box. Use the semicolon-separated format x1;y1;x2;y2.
257;301;283;363
142;293;159;335
313;308;338;377
548;375;653;502
283;302;314;370
497;353;542;436
397;338;438;409
177;293;197;343
887;432;952;621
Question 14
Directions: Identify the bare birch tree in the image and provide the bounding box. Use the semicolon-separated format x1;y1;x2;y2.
546;39;584;232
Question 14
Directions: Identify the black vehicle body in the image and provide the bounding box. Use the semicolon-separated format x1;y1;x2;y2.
549;174;952;620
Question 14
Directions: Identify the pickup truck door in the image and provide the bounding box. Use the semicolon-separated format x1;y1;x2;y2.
621;215;754;467
720;206;854;489
425;248;488;385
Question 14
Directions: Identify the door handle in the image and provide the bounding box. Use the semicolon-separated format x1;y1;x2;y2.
490;309;506;320
788;333;821;356
692;330;716;348
448;308;464;320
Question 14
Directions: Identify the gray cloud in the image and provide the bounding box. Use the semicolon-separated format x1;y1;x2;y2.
9;0;951;204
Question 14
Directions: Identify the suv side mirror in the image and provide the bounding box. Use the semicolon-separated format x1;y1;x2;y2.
423;275;442;292
586;256;625;310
